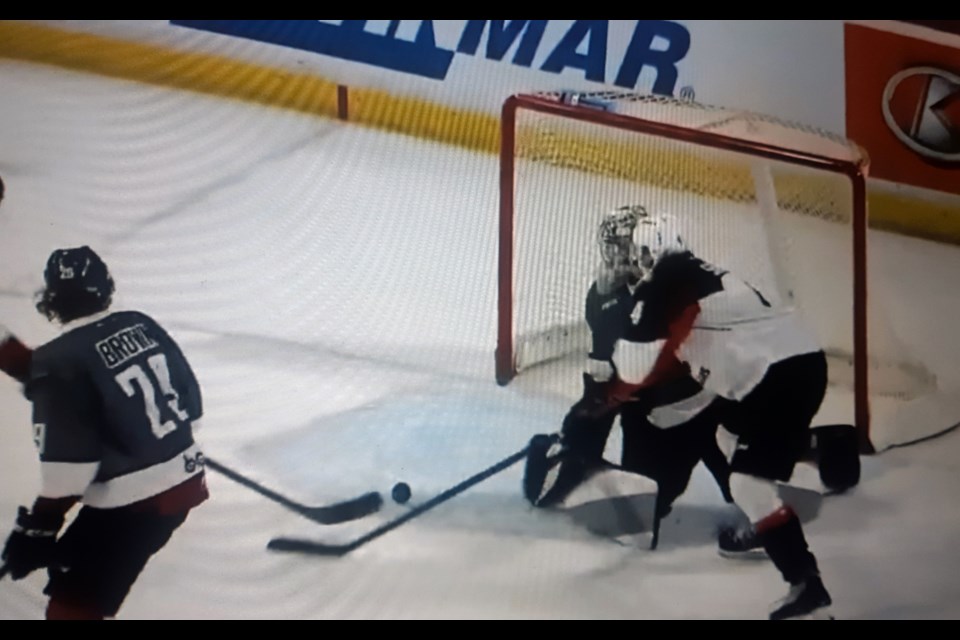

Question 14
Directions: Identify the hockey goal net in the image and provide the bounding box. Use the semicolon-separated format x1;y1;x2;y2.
497;90;955;454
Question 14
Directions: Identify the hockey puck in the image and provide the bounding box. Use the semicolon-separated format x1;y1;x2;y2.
391;482;411;504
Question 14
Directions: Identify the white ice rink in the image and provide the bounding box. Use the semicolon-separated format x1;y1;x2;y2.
1;59;959;619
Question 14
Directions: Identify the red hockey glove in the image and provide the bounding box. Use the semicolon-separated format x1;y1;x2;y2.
0;333;32;384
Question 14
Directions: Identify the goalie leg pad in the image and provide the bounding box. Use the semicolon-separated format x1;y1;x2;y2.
560;402;617;461
522;399;620;507
522;433;606;508
522;434;560;505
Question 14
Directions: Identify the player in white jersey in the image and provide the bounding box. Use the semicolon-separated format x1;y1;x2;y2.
597;208;835;620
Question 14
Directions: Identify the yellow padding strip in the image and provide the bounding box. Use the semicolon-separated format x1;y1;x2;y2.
0;21;342;118
868;190;960;245
1;21;958;244
344;87;499;153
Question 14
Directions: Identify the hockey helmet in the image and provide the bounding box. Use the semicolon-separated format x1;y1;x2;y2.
633;211;688;276
36;245;115;324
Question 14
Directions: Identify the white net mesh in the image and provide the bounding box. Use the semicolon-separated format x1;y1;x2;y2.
504;91;947;450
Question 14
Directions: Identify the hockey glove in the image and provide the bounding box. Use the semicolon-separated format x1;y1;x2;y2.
0;332;32;385
566;373;614;419
2;506;64;580
566;373;607;416
573;377;644;419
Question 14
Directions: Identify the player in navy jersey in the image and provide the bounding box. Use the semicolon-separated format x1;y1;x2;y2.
1;245;208;620
593;208;836;620
523;206;735;549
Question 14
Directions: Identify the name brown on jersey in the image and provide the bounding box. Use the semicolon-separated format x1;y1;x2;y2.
95;323;159;369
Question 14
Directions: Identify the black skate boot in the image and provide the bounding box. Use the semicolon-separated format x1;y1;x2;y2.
769;575;833;620
717;525;768;560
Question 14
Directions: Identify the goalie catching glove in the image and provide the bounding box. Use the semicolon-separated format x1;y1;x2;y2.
2;505;65;580
568;371;651;421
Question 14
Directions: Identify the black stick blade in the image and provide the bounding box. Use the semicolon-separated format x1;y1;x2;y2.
302;491;384;524
265;444;531;558
203;456;383;525
267;537;357;557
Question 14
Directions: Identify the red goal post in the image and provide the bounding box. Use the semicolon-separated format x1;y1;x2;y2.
496;91;873;449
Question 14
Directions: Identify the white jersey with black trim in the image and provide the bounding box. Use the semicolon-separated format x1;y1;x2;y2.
611;251;822;402
680;274;822;400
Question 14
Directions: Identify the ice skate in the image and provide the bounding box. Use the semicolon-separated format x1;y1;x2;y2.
769;575;833;620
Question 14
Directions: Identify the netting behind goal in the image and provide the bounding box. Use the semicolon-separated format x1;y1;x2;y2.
497;91;954;453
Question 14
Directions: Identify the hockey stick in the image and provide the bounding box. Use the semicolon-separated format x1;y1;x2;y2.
204;457;383;525
267;443;530;556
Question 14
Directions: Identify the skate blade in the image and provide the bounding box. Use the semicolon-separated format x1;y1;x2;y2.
781;606;835;620
806;606;835;620
718;548;769;561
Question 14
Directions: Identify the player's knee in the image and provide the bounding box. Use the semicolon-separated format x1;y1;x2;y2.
729;472;783;524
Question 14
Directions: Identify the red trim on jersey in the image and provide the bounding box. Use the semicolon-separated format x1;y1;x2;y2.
604;299;701;406
126;472;209;515
29;472;207;521
658;299;700;380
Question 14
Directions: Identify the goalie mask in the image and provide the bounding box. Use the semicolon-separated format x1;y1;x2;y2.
595;205;646;293
36;245;115;324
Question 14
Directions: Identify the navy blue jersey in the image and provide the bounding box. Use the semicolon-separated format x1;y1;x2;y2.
584;280;636;363
28;310;204;508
